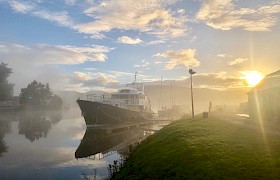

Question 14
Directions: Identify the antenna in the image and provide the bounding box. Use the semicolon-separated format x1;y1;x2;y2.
134;72;138;84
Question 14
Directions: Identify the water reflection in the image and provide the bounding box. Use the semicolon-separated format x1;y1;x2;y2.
0;120;11;156
49;110;63;125
18;110;62;142
75;127;150;159
0;108;169;179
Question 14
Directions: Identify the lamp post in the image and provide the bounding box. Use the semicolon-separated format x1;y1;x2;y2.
189;69;196;118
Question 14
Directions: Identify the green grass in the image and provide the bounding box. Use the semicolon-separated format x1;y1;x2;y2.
113;114;280;179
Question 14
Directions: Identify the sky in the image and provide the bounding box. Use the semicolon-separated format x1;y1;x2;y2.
0;0;279;95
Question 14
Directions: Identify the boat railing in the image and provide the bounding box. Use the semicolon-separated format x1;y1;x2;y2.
86;93;111;102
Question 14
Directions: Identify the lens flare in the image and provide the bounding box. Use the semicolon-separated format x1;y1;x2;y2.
241;70;264;87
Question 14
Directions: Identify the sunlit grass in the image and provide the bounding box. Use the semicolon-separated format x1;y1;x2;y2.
114;114;280;179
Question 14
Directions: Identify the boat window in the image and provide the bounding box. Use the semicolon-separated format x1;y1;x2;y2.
120;89;130;93
119;95;126;99
114;95;121;99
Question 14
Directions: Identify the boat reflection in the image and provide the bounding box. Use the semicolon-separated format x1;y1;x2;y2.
75;126;153;159
0;120;11;157
18;110;62;142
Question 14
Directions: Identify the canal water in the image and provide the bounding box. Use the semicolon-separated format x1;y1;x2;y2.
0;108;166;179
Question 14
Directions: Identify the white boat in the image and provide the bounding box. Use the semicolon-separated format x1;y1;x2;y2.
77;74;153;126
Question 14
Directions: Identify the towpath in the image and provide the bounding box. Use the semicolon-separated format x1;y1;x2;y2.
210;111;280;136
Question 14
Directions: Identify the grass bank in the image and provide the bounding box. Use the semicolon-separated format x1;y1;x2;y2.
113;113;280;179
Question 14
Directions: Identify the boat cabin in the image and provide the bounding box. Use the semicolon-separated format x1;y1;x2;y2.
85;81;151;112
111;87;151;112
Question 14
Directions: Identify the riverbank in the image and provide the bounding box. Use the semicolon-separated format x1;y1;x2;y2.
113;112;280;179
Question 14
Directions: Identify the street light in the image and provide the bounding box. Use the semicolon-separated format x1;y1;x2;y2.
189;69;196;118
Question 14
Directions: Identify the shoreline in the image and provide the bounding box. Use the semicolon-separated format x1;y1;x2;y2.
112;112;280;179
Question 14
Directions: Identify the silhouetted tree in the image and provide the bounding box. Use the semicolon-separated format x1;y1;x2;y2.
0;63;14;101
19;80;53;107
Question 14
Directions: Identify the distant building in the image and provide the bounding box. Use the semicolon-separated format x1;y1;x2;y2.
248;70;280;121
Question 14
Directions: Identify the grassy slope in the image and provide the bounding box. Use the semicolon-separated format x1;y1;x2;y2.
114;114;280;179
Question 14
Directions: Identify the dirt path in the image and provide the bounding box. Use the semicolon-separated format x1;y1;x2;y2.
210;112;280;136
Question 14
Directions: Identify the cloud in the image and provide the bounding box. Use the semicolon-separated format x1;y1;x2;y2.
146;40;165;45
117;36;143;44
154;61;163;64
155;49;200;70
191;72;245;90
70;72;119;88
8;1;74;27
76;0;187;39
7;65;76;94
217;53;233;58
258;4;280;14
32;10;73;27
0;43;110;66
0;43;111;94
134;60;150;68
73;72;92;81
177;9;185;14
7;0;187;39
107;71;135;77
83;75;119;87
9;1;34;13
196;0;280;31
228;58;248;66
144;71;247;90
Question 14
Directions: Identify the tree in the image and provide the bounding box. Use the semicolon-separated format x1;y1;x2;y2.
0;63;14;101
19;80;53;107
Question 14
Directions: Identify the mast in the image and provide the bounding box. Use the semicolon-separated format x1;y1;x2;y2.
173;80;176;106
171;80;173;107
134;72;138;84
159;76;162;110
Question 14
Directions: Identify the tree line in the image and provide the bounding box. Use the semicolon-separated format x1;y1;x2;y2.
0;63;62;109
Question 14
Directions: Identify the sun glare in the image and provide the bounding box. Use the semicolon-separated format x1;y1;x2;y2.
242;70;264;87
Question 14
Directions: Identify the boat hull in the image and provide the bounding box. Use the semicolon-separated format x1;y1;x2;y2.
77;100;152;126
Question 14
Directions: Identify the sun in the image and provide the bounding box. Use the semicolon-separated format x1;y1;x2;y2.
242;70;264;87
